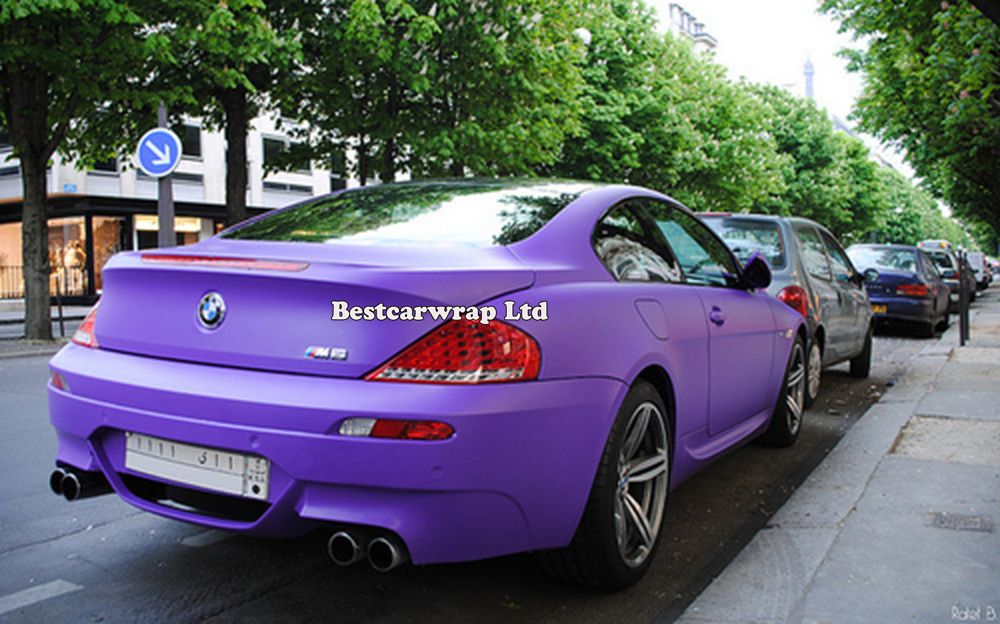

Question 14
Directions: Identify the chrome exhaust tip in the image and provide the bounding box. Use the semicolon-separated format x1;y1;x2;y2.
367;536;409;573
49;468;68;496
327;531;364;566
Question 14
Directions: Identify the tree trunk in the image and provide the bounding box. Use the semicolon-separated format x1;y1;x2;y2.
20;154;52;340
4;69;54;340
222;86;249;227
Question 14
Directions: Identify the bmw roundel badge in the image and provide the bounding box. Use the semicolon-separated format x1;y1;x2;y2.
197;292;226;329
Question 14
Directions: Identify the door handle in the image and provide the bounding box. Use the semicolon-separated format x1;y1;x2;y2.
709;306;726;326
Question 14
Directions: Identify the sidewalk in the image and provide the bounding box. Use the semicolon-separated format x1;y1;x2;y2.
678;289;1000;624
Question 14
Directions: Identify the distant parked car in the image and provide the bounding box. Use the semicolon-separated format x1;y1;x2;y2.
918;243;976;310
966;252;990;290
847;244;950;338
702;214;873;407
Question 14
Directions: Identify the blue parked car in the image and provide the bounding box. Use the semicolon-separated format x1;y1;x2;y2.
847;244;951;338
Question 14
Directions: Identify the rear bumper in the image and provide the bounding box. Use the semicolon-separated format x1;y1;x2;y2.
48;344;626;564
869;295;935;324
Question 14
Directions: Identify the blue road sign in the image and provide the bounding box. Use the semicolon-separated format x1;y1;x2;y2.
136;127;182;178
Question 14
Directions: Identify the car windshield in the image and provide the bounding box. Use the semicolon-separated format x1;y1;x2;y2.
223;179;593;246
702;217;786;270
848;247;919;273
925;250;956;271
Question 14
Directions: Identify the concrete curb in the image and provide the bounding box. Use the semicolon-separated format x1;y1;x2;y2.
676;321;960;623
0;340;68;359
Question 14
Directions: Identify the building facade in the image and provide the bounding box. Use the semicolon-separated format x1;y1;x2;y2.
0;114;357;303
663;2;718;52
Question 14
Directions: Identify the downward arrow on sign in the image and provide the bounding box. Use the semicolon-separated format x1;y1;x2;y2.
146;141;172;165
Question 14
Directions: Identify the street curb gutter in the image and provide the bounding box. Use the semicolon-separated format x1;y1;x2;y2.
0;341;69;359
675;323;959;623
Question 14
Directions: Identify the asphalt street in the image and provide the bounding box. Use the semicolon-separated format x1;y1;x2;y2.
0;330;930;624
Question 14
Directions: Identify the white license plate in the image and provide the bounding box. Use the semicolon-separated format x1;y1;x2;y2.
125;433;269;501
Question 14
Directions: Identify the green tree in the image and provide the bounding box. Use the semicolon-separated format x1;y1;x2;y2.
165;0;299;226
550;0;786;213
821;0;1000;251
281;0;584;184
0;0;168;339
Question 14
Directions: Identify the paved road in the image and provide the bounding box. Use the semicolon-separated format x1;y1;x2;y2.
0;330;932;623
0;319;81;341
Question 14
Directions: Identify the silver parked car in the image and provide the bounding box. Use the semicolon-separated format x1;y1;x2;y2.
701;214;874;406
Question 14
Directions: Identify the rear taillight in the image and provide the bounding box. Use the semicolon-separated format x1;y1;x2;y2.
72;306;99;348
339;418;455;441
777;285;809;317
896;283;930;297
366;319;541;384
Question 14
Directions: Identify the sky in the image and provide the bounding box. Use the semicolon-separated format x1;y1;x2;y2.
649;0;915;177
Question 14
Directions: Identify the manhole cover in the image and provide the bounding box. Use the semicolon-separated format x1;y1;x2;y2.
926;512;994;533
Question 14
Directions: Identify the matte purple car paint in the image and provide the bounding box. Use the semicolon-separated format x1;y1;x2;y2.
48;183;804;565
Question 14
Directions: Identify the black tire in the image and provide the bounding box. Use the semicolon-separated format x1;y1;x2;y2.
936;312;950;333
761;336;806;447
849;327;873;378
917;319;936;338
539;380;671;590
804;339;822;409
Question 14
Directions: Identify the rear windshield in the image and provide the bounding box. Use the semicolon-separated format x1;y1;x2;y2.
223;180;592;246
702;217;787;270
925;250;956;270
847;247;919;273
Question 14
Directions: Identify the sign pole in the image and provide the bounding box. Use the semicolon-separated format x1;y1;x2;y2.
156;102;176;248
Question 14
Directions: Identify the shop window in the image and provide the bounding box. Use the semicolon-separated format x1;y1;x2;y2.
48;217;88;297
92;217;127;292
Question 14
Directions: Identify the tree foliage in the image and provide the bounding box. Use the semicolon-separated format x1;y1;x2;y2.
279;0;585;184
822;0;1000;250
549;0;786;213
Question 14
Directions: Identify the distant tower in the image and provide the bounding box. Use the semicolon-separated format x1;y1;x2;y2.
804;58;815;100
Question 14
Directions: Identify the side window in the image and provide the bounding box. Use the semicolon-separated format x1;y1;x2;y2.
920;252;940;280
593;203;682;283
643;202;738;288
819;230;854;284
795;225;832;281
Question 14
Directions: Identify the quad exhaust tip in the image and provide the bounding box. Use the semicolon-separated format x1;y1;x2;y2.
327;531;364;566
49;466;112;501
367;536;409;573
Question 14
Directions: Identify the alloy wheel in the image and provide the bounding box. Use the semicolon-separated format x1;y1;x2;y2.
786;342;806;435
807;342;822;401
613;401;669;568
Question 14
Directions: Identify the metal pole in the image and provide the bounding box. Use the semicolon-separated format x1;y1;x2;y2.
156;102;176;248
56;267;65;338
959;249;970;346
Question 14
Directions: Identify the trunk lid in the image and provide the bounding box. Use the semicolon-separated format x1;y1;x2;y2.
94;240;535;378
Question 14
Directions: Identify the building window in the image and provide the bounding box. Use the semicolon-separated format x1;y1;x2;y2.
329;152;347;190
91;158;118;174
172;124;202;159
263;181;312;194
262;136;310;174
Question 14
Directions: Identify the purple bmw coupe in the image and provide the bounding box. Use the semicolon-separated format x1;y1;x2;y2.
48;179;806;589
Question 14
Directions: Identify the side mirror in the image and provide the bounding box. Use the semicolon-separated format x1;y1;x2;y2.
863;268;880;284
741;253;772;290
849;272;865;287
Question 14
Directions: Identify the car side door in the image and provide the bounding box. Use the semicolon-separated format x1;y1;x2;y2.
591;201;712;438
792;223;844;360
640;200;777;437
819;228;869;355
